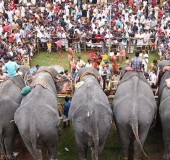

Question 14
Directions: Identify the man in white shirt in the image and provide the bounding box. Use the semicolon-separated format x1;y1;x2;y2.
140;14;145;25
149;69;157;85
161;17;168;28
14;31;21;44
124;11;129;22
150;18;157;30
144;18;151;30
85;59;92;67
142;54;149;72
138;30;145;49
6;9;13;23
166;27;170;37
0;0;4;13
0;24;3;37
143;0;147;7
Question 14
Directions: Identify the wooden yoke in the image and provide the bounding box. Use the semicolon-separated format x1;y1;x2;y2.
79;70;100;81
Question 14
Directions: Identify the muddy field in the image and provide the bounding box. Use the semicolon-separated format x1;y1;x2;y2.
13;124;163;160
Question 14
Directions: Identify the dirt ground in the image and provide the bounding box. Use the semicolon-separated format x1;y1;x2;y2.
15;136;32;160
14;136;33;160
14;135;49;160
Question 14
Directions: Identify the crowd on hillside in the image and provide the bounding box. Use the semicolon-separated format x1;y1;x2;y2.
0;0;169;85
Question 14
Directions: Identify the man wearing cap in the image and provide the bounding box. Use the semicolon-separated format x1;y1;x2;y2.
3;56;19;78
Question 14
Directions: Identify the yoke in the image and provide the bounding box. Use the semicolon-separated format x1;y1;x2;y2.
79;70;100;81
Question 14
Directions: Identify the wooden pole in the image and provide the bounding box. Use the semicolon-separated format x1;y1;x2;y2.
108;4;111;55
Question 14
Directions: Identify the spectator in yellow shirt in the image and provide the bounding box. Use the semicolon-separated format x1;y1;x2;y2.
47;42;52;53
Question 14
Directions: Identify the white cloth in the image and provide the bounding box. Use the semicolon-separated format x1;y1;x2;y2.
85;63;92;67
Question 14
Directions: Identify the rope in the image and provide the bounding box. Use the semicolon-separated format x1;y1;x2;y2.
9;77;23;90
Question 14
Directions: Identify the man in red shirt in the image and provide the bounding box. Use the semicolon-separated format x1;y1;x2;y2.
95;31;102;43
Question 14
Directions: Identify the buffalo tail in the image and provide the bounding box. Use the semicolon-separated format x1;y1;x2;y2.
131;121;148;158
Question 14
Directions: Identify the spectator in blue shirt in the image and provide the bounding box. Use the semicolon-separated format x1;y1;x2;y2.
63;96;71;128
131;51;142;71
64;96;71;117
3;56;19;78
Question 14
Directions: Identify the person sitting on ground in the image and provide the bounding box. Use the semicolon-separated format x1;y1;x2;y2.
131;51;143;71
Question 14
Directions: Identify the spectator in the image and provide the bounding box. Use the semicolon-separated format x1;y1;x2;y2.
77;56;86;67
110;52;118;74
3;55;19;78
68;46;75;70
0;68;7;80
149;69;157;85
149;59;158;73
0;0;167;85
47;41;52;53
73;30;81;53
64;70;72;81
56;40;62;58
125;56;130;65
71;67;77;79
63;96;71;128
131;51;143;71
142;53;149;72
105;62;112;80
85;58;93;67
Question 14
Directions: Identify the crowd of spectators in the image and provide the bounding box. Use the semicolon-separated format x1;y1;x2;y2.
0;0;169;85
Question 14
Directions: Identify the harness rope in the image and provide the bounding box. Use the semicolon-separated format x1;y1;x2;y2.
9;78;23;90
31;70;56;94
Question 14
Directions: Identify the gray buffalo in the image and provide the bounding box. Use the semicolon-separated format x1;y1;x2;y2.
0;73;27;159
14;66;69;160
158;60;170;160
112;70;157;160
69;67;113;160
